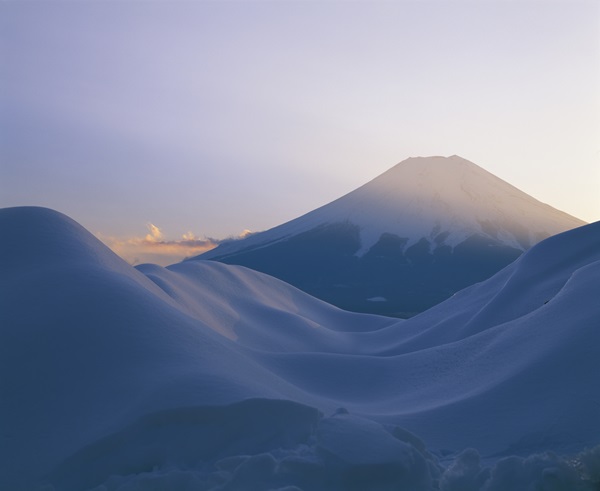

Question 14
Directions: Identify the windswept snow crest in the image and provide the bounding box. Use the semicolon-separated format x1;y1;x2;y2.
192;156;586;316
1;207;599;491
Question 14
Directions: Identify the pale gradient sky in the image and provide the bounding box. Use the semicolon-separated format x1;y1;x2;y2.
1;1;599;260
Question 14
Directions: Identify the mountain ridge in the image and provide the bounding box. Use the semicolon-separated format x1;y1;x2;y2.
200;155;585;259
192;156;585;316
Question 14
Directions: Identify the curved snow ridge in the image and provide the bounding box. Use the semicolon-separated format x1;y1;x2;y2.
0;206;129;274
0;206;181;308
460;220;600;337
252;270;600;421
367;220;600;355
0;209;332;488
165;260;394;335
135;260;395;353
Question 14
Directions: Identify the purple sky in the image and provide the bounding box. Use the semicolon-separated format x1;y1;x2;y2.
1;1;599;264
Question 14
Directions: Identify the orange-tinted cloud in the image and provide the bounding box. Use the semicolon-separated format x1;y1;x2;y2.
98;223;252;267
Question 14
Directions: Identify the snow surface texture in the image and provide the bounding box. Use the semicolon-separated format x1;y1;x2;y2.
1;207;599;491
193;156;586;316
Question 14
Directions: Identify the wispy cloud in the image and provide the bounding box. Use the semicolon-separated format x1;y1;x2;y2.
98;223;253;267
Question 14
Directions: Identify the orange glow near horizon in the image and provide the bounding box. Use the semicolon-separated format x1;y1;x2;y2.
97;223;241;266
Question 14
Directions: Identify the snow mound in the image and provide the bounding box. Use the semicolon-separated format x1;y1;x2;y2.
1;207;599;491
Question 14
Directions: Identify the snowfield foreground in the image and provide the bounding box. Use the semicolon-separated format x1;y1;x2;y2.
1;207;599;490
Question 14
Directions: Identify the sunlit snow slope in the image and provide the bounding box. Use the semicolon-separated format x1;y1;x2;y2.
1;207;598;491
194;156;585;316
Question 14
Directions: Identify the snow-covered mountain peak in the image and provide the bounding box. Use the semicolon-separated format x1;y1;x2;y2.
373;155;522;201
350;156;535;241
200;155;585;261
193;156;586;315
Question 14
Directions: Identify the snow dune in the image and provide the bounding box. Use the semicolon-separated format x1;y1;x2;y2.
1;206;599;490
